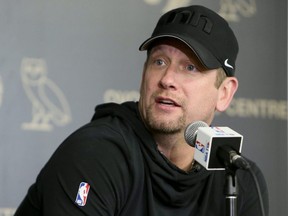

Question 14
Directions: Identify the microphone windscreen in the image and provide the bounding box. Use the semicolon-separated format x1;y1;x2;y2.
184;121;208;147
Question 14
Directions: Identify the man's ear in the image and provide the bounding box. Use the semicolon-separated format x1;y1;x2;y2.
216;77;238;112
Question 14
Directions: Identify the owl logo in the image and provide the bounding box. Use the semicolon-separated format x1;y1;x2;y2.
21;57;71;131
143;0;257;21
219;0;257;22
143;0;191;13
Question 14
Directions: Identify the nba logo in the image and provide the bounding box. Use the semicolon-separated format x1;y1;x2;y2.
75;182;90;206
195;141;205;153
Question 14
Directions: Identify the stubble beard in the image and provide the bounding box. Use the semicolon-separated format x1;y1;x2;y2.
144;104;186;135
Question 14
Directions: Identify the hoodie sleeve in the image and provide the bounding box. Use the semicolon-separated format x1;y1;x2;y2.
15;121;133;216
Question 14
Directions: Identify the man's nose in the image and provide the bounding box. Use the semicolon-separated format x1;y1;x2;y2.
159;64;178;90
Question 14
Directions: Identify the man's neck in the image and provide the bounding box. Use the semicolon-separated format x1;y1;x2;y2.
154;133;195;172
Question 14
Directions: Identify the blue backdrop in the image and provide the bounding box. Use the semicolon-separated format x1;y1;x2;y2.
0;0;287;215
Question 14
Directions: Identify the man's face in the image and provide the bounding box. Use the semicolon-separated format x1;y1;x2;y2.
138;39;221;135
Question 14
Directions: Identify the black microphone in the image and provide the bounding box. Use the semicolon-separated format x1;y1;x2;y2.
184;121;250;170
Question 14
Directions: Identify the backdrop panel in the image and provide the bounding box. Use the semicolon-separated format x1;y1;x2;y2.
0;0;286;215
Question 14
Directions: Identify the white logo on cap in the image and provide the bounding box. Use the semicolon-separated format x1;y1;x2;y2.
224;59;234;69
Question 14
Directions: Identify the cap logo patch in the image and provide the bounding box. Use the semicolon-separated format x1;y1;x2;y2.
224;59;234;69
75;182;90;207
168;11;213;34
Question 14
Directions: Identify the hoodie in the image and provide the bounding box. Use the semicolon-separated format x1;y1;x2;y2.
15;101;268;216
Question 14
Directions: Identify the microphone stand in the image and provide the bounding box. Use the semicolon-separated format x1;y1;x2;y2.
218;145;251;216
224;165;238;216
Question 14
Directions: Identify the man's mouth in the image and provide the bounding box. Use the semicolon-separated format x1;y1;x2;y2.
156;97;180;107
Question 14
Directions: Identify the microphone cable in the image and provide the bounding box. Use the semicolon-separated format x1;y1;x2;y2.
246;166;267;216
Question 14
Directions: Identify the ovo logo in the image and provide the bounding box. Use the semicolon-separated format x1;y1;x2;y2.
21;57;71;131
143;0;257;22
143;0;191;13
219;0;257;22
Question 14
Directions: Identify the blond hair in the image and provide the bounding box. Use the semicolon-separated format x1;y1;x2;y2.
215;67;227;89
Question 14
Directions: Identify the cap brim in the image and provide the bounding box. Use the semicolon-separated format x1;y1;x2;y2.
139;34;222;70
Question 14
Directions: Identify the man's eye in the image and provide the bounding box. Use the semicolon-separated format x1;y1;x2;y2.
186;64;197;71
155;59;165;66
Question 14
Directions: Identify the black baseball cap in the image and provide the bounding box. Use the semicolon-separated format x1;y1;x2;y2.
139;5;239;76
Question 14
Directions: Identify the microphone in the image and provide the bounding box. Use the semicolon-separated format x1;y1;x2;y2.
184;121;250;170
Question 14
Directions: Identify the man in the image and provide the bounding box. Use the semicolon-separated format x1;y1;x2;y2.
15;5;269;216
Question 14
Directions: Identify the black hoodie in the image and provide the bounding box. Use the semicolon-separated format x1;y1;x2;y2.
15;102;269;216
